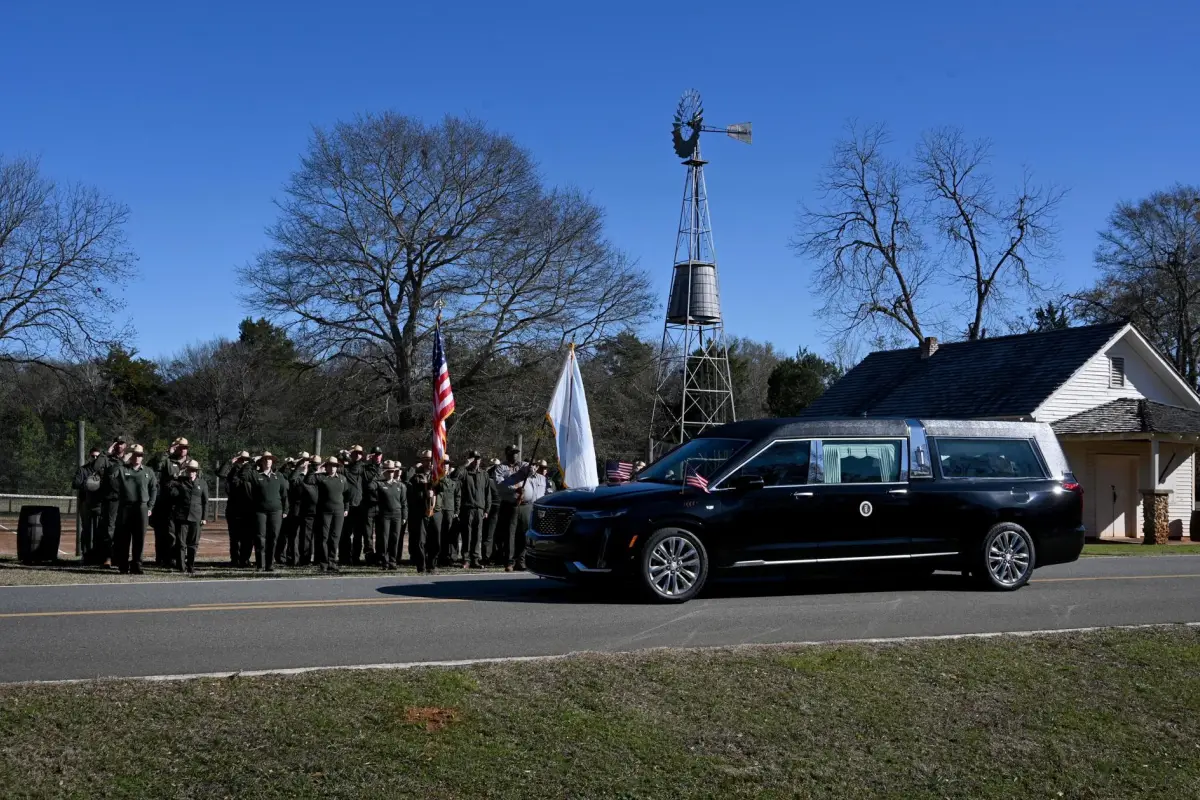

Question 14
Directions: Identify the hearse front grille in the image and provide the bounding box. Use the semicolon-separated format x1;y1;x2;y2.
533;506;574;536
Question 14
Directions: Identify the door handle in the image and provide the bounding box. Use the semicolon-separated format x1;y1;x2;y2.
888;489;908;495
793;491;814;498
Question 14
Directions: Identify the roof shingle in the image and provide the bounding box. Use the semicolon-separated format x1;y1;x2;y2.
1051;398;1200;435
802;323;1128;419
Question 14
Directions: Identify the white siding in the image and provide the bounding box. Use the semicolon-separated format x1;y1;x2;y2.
1059;439;1196;540
1036;334;1195;423
1163;444;1194;540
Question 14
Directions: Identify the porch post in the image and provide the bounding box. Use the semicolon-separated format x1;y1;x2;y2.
1141;438;1171;545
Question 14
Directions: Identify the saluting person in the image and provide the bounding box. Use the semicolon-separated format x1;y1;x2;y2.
114;444;158;575
374;461;408;571
407;460;440;574
169;459;209;574
308;456;351;572
92;436;128;566
218;451;253;567
249;452;289;572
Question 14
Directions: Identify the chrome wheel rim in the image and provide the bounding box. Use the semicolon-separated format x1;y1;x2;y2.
648;536;701;596
987;530;1031;586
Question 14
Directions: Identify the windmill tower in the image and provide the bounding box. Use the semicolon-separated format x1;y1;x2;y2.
648;90;751;460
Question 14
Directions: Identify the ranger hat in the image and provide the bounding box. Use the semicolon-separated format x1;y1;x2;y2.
238;450;250;460
297;451;311;461
537;459;548;468
174;437;189;448
491;457;501;466
325;456;339;466
185;459;200;471
351;445;364;453
257;451;275;462
130;444;145;456
284;456;296;465
419;449;432;460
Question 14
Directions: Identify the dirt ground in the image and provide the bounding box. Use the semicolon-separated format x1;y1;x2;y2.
0;516;233;560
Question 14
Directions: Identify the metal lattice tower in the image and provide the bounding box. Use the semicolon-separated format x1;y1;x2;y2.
648;91;751;460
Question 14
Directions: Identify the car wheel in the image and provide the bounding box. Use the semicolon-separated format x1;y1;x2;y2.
637;528;708;604
975;523;1035;591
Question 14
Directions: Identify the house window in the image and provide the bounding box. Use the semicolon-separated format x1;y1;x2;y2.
1109;356;1126;388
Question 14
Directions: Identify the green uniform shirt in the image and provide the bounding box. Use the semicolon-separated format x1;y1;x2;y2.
377;480;407;519
307;472;351;513
250;470;289;513
119;464;158;507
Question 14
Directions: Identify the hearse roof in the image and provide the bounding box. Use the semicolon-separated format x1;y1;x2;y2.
699;417;1054;442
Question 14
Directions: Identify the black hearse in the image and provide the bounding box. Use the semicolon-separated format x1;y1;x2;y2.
525;418;1085;603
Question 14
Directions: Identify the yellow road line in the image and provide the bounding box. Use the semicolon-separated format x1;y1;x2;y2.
0;597;460;619
1032;574;1200;583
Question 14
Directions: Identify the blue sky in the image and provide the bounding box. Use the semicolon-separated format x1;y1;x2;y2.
3;0;1198;361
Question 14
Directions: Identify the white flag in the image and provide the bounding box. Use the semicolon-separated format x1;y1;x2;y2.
546;345;599;489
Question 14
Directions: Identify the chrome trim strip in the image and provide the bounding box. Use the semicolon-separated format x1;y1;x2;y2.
569;561;612;574
731;551;960;568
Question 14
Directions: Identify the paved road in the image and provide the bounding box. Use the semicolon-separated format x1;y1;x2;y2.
2;557;1199;683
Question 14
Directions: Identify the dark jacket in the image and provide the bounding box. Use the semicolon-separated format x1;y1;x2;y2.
96;452;124;501
218;461;253;514
155;456;184;511
458;467;493;511
343;460;367;508
295;469;318;515
249;470;289;513
307;472;351;513
361;460;382;508
377;480;407;520
288;469;310;516
169;476;209;523
436;471;460;518
118;465;158;507
72;459;104;506
407;472;436;518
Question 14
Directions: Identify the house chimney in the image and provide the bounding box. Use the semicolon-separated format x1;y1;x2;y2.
919;336;939;359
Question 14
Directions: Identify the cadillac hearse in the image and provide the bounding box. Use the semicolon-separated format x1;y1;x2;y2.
525;418;1086;603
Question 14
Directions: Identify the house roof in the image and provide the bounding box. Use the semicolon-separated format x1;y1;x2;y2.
1051;398;1200;436
801;322;1128;419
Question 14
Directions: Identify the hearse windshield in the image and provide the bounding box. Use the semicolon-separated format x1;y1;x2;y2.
637;438;749;484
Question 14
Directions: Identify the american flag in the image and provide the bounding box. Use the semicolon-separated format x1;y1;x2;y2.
431;319;455;481
606;460;633;482
684;466;709;492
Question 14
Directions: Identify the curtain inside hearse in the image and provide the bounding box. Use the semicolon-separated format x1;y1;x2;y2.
821;442;900;484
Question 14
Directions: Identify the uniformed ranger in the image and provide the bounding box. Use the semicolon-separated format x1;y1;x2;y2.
153;438;190;567
273;457;297;565
168;459;209;574
407;460;440;574
114;444;158;574
482;457;502;566
342;445;367;565
91;436;128;566
491;445;526;567
71;447;103;563
458;451;493;569
279;453;310;566
374;461;407;571
294;454;318;565
218;451;253;566
499;456;546;572
358;446;384;564
308;456;350;572
249;452;289;572
436;455;462;567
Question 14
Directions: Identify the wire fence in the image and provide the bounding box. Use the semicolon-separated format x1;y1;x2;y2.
0;494;230;519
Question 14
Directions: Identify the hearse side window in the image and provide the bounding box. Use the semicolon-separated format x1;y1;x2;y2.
934;438;1046;480
818;440;902;484
726;440;811;487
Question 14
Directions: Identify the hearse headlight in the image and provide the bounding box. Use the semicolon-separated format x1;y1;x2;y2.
575;509;627;520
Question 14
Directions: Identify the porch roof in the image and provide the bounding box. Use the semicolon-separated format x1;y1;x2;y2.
1051;399;1200;436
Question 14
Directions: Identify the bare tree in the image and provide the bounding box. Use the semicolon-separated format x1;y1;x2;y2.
793;123;1062;346
245;113;653;429
0;155;134;364
1075;185;1200;387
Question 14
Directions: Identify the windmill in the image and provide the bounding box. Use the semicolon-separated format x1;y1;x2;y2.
648;89;751;460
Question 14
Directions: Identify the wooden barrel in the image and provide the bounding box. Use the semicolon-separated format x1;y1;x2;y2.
17;506;62;565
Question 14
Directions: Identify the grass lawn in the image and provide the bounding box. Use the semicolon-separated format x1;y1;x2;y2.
1082;542;1200;557
2;627;1199;799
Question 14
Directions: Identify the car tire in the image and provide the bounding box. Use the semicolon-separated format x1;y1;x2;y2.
637;528;709;604
974;523;1036;591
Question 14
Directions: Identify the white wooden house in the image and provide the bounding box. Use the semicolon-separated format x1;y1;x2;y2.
803;322;1200;542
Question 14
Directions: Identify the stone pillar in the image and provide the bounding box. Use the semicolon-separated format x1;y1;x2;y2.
1141;490;1171;545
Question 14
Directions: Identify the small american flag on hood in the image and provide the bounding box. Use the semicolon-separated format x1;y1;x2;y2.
684;466;709;492
606;460;633;482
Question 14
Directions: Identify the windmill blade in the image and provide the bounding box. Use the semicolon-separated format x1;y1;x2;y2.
725;122;752;144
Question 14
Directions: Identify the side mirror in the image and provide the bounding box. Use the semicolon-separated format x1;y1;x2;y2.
730;474;766;492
